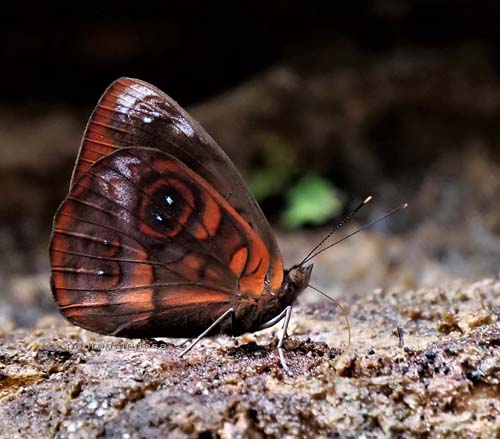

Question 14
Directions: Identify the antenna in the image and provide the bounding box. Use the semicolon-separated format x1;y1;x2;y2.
303;203;408;263
299;196;372;266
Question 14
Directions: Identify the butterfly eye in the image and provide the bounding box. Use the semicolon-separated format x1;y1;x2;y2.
288;268;303;285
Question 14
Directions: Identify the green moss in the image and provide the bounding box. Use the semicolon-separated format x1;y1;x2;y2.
283;175;342;228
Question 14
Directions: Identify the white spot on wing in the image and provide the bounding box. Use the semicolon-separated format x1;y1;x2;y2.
115;92;137;114
172;116;194;137
131;84;156;99
119;82;195;138
113;154;142;180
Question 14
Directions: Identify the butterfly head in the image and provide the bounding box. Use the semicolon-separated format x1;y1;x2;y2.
282;263;313;300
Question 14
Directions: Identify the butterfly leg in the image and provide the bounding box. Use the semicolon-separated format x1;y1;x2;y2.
257;306;293;370
282;318;290;340
277;306;293;371
179;308;235;358
257;306;292;330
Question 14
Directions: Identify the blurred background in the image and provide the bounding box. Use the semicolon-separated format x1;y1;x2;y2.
1;1;500;330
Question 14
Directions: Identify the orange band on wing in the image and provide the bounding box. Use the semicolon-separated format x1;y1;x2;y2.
202;195;222;236
157;287;231;307
61;288;155;317
269;251;284;290
192;194;222;240
239;274;264;296
229;246;248;278
112;288;155;314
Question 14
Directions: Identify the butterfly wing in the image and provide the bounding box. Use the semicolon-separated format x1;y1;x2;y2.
50;147;281;338
71;77;283;288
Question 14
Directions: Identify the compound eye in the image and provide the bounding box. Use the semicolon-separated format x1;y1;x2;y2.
289;268;303;285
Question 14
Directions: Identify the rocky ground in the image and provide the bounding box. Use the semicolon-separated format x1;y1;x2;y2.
0;276;498;438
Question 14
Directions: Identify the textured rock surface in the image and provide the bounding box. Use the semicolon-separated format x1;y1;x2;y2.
0;278;498;438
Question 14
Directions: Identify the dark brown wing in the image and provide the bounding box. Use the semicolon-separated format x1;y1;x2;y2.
70;77;283;290
50;147;280;338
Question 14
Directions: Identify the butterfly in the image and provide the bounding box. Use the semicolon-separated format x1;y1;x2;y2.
50;77;393;370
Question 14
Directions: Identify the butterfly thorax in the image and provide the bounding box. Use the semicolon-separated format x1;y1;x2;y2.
231;264;313;335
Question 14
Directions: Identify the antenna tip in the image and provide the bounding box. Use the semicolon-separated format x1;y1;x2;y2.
402;202;408;209
363;195;373;204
